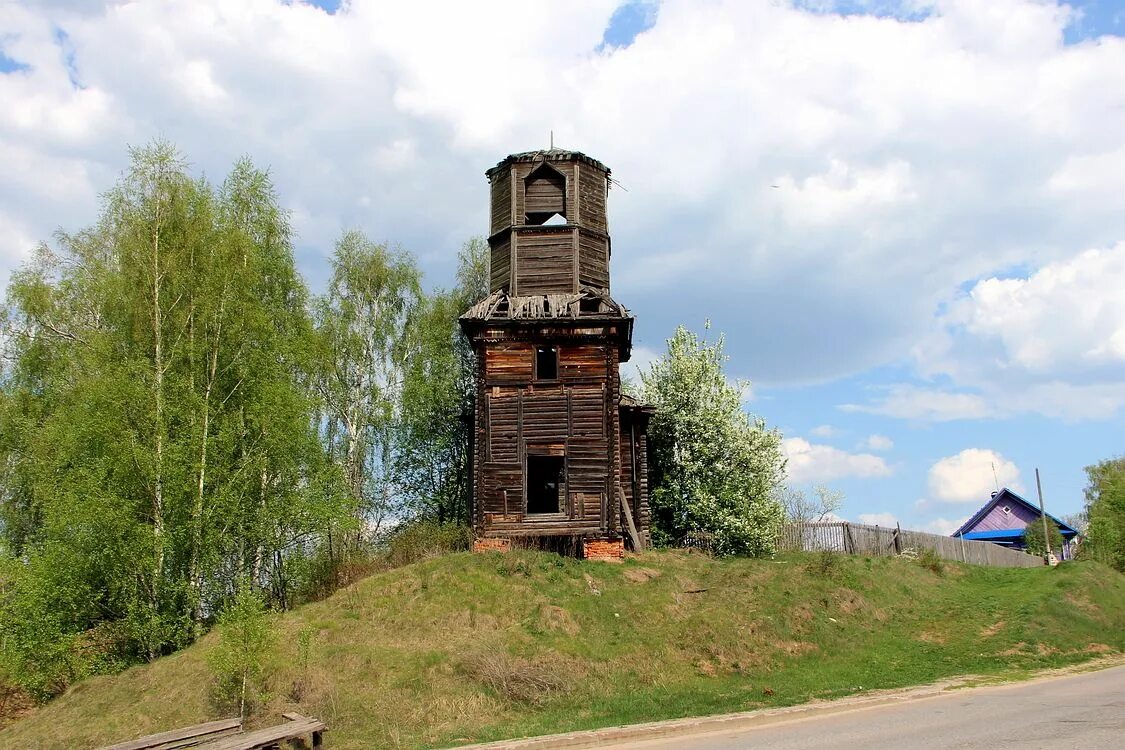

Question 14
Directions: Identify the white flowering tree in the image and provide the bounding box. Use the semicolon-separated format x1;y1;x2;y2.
640;325;786;555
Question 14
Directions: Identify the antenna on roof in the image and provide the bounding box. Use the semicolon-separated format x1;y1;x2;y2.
991;462;999;493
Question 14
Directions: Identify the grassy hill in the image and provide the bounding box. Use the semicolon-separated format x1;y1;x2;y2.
3;549;1124;750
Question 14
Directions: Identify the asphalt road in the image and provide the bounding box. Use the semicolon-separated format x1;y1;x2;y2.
607;666;1125;750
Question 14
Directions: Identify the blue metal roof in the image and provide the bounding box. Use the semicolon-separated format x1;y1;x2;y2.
960;529;1025;541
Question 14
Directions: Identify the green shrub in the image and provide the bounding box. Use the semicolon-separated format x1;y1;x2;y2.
916;548;945;576
1023;519;1065;558
207;588;274;721
385;520;470;568
803;550;843;579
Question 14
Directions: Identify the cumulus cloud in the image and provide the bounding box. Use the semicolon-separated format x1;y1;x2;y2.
928;244;1125;375
861;434;893;451
857;512;898;527
810;424;837;438
783;437;892;483
841;386;992;422
920;516;970;536
927;448;1022;504
849;243;1125;421
0;0;1122;398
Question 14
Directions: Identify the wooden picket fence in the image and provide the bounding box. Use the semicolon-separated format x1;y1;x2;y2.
776;521;1043;568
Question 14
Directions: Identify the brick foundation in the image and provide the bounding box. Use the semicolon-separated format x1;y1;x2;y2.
583;538;625;561
472;537;512;553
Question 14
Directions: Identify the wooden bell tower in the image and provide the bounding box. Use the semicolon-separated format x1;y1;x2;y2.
461;149;652;559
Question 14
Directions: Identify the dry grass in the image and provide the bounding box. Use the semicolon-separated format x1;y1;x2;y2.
2;551;1124;750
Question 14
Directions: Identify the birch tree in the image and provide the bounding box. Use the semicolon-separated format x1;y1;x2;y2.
314;232;421;544
395;238;487;524
0;143;339;695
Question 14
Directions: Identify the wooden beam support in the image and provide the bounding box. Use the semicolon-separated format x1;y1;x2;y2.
618;485;642;552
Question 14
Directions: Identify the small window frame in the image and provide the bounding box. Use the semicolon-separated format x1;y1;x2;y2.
535;345;559;381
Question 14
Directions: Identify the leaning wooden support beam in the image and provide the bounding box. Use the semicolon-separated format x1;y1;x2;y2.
617;485;642;552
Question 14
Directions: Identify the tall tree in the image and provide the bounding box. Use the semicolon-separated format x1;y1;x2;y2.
640;324;786;556
0;143;340;696
1083;455;1125;571
314;232;422;542
395;238;488;524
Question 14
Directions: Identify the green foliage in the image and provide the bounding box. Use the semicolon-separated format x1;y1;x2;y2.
640;325;786;556
1022;518;1065;558
803;549;843;579
5;551;1125;749
384;521;472;569
1082;456;1125;571
0;142;350;695
313;230;423;542
206;587;274;720
394;238;488;524
916;548;945;576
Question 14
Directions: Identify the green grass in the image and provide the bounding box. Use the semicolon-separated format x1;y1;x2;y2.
3;550;1124;749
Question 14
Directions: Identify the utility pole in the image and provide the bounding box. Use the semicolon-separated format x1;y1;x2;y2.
1035;467;1056;565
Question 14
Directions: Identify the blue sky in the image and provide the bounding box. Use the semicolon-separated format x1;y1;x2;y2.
1;0;1123;532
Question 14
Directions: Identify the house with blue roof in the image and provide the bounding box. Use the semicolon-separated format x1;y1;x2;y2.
952;487;1080;560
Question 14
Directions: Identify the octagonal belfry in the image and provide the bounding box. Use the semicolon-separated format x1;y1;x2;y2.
460;149;652;560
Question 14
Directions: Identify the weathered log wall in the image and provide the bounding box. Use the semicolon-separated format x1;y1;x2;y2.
475;338;620;536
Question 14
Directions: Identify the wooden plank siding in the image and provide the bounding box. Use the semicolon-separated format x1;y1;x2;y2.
524;168;566;216
489;168;512;235
474;336;621;536
578;230;610;291
513;228;578;295
485;342;535;383
578;162;608;234
618;418;652;549
489;234;511;293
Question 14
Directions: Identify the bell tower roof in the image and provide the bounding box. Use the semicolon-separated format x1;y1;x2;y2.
485;148;611;179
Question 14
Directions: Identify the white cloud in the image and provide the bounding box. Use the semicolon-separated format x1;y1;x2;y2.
619;344;659;390
783;437;892;483
857;512;898;527
849;243;1125;421
861;434;894;451
919;516;970;536
0;0;1122;400
927;448;1022;504
810;424;837;438
841;386;992;422
928;244;1125;374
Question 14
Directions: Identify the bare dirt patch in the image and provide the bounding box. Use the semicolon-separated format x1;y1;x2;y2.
980;621;1006;637
1065;592;1103;619
773;640;818;656
623;567;662;584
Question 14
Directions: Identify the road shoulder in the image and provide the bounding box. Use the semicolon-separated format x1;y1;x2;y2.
446;655;1125;750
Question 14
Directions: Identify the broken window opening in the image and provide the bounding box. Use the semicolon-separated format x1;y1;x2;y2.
526;454;565;515
524;164;566;225
536;346;558;380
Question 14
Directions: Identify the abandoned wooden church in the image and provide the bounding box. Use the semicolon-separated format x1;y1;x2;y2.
460;149;652;560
